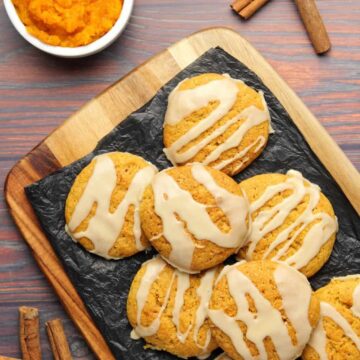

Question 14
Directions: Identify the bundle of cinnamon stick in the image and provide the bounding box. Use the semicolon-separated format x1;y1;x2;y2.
1;307;72;360
230;0;331;54
231;0;270;19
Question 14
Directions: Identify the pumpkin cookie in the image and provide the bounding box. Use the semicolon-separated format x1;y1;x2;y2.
127;256;219;358
303;275;360;360
208;260;320;360
163;73;271;176
238;170;338;277
140;164;250;273
65;152;157;259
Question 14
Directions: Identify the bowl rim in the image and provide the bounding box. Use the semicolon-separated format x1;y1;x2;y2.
4;0;134;58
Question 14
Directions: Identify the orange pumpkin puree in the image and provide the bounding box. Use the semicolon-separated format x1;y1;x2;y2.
12;0;123;47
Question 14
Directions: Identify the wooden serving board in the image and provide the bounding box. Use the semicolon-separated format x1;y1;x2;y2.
5;27;360;359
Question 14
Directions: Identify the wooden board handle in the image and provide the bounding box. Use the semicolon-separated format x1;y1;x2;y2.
295;0;331;54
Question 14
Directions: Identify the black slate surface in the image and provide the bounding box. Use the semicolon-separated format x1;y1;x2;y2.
26;47;360;360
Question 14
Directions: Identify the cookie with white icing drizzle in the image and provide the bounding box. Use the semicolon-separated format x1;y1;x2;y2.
65;152;157;259
140;164;250;273
208;260;320;360
303;275;360;360
238;170;338;277
163;73;272;176
127;256;219;359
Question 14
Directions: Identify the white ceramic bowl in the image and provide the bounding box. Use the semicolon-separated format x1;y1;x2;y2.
4;0;134;58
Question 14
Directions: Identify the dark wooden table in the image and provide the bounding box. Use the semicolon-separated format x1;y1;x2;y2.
0;0;359;358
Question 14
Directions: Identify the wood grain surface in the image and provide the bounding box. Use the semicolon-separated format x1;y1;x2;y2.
0;1;359;359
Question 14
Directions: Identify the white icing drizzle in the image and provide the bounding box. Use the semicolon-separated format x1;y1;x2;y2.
351;284;360;318
274;264;313;357
130;329;140;340
308;301;360;359
197;354;211;360
193;267;217;352
245;170;338;270
151;164;249;271
163;74;270;170
213;353;231;360
213;135;266;171
331;276;360;318
172;267;217;357
132;257;216;357
134;257;174;337
208;262;313;360
308;319;327;360
214;261;247;286
67;153;157;259
172;271;192;343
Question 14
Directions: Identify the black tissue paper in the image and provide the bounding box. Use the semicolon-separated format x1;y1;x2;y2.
26;47;360;360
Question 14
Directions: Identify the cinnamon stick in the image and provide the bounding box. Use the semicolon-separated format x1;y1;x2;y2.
19;307;42;360
0;356;22;360
231;0;252;13
294;0;331;54
231;0;270;19
46;319;72;360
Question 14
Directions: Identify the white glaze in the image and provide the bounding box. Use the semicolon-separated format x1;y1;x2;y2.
165;76;238;127
151;164;249;271
308;301;360;359
131;257;217;357
245;170;338;270
274;265;313;358
172;271;191;343
163;74;270;170
212;135;266;171
130;329;140;340
307;319;327;360
133;256;174;337
67;153;157;259
351;284;360;318
208;262;313;360
193;267;217;352
197;353;211;360
213;353;231;360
